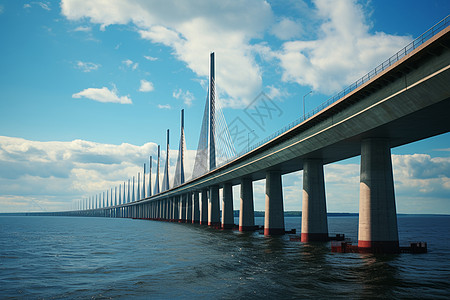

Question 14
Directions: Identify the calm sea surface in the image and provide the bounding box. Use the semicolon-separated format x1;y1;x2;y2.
0;215;449;299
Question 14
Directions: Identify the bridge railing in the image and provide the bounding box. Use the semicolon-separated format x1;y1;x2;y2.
225;15;449;162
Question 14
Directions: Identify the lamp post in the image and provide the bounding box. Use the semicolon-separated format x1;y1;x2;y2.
303;91;312;120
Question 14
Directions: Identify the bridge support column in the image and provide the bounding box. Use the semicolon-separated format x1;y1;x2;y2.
173;197;179;222
208;185;220;227
164;199;168;220
180;194;187;223
169;198;174;221
166;198;171;221
158;200;162;220
200;189;208;225
177;196;183;222
193;191;200;223
301;159;328;242
186;193;193;223
358;138;399;253
222;182;234;229
239;177;255;231
264;171;285;235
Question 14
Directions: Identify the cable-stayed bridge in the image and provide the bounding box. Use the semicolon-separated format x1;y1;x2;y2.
45;17;449;254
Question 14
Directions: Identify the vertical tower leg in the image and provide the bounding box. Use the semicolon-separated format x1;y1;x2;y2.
239;177;255;231
200;189;208;225
208;185;220;227
193;191;200;224
222;182;234;229
358;138;399;253
301;158;328;242
265;171;285;235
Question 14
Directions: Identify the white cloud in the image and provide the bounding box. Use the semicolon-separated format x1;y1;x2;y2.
157;104;171;109
27;1;51;11
0;136;198;212
0;5;4;14
0;135;448;214
72;86;132;104
0;136;157;211
173;88;194;107
61;0;413;104
122;59;133;66
74;26;91;32
122;59;138;70
266;85;288;100
61;0;273;108
275;0;412;94
76;61;100;72
139;79;154;92
144;55;158;61
271;17;303;40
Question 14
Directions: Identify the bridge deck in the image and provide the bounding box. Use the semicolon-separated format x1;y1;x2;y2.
131;26;450;204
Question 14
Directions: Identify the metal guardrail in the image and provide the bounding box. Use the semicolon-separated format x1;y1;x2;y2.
225;15;449;162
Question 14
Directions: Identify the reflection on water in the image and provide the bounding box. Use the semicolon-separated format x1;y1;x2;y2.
0;215;449;299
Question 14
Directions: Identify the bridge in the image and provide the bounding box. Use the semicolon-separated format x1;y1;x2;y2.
50;17;449;254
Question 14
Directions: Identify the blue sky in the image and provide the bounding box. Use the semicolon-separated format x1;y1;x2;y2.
0;0;449;214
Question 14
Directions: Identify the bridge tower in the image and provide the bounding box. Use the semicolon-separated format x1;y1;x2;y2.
162;130;170;192
174;109;186;187
180;110;185;184
154;145;160;194
148;156;152;197
143;163;146;198
209;52;216;171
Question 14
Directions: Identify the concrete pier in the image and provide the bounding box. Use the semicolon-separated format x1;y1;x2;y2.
208;185;220;226
186;193;193;223
301;159;328;242
239;177;255;231
222;182;234;229
200;189;208;225
358;138;399;253
264;171;285;235
180;194;187;223
192;192;200;223
173;197;179;222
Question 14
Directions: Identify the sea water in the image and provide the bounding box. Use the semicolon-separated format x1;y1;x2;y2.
0;215;449;299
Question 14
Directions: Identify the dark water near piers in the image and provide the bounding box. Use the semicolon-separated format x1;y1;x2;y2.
0;215;449;299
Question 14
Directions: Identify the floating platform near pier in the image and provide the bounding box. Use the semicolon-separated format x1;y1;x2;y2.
331;241;428;254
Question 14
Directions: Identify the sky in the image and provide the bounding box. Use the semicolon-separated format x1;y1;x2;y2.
0;0;449;214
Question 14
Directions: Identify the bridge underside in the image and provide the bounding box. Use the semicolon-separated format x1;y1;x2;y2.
215;66;450;186
271;95;450;181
